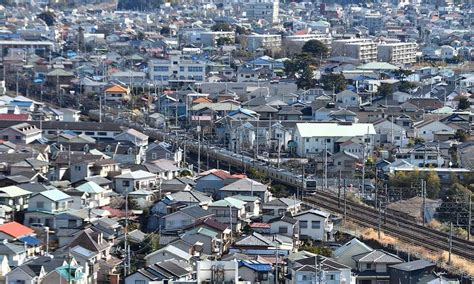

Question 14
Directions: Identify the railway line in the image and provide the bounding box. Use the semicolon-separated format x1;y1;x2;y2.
303;192;474;261
96;115;474;262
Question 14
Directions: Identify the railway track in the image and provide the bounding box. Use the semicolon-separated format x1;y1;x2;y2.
304;192;474;262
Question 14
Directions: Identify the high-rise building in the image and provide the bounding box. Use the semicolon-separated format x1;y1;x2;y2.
245;0;279;24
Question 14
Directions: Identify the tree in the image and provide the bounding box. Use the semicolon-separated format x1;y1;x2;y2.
458;97;471;110
160;26;171;36
216;37;233;46
454;130;467;142
211;23;232;32
398;81;416;93
270;184;289;198
320;73;347;93
301;40;329;58
37;11;56;26
301;244;332;257
296;66;316;90
425;171;440;198
377;83;393;97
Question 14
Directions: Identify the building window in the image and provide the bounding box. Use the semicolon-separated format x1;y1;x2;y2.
312;220;321;229
152;153;158;159
153;66;169;72
366;263;372;269
2;135;8;140
188;66;203;72
179;66;184;72
98;132;107;136
122;180;130;187
68;220;76;228
278;226;288;234
15;135;21;140
74;165;81;171
299;220;307;228
135;281;146;284
36;201;44;209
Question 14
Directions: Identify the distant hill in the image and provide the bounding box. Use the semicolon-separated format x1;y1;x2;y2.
117;0;163;11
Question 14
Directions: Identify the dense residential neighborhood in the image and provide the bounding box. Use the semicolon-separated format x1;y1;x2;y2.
0;0;471;283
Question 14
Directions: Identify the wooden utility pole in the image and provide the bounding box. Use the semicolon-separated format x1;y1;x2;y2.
468;195;472;241
448;222;453;265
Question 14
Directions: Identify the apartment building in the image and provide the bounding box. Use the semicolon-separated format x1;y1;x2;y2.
149;51;206;86
361;13;384;34
331;38;377;63
243;34;282;52
378;42;418;64
284;33;332;47
245;0;279;23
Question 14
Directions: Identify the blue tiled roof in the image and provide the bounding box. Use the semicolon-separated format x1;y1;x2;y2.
19;236;41;246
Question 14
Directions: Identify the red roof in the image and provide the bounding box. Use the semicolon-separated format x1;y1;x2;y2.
0;222;34;238
0;114;30;121
249;223;271;228
199;169;234;180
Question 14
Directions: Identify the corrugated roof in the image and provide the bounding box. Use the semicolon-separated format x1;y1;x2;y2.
0;221;34;238
76;181;105;194
38;189;71;201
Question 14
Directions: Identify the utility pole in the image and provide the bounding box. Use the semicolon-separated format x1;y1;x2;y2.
338;170;341;208
468;194;472;241
448;222;453;265
324;139;328;191
422;180;426;226
197;125;201;173
124;192;129;276
301;163;305;198
361;143;366;199
343;179;347;225
378;200;382;240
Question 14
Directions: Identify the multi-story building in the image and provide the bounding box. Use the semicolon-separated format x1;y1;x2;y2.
377;42;418;64
331;38;377;63
361;13;384;34
243;34;282;52
245;0;279;23
284;33;332;54
149;51;206;86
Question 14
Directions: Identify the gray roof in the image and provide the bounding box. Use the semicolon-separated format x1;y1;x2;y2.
235;232;273;247
179;205;213;219
352;250;403;264
389;260;435;271
219;178;267;192
0;242;25;254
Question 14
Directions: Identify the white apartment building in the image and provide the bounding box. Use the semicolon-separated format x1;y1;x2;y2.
149;51;206;86
377;42;418;64
245;0;279;23
244;34;282;52
331;38;377;63
284;33;332;46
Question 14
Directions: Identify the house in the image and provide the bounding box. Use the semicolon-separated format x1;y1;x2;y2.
0;185;32;212
262;197;302;223
373;118;409;147
238;260;272;284
24;189;72;229
115;128;149;147
414;120;454;142
208;197;248;232
389;260;436;284
231;232;292;256
76;181;111;207
58;108;81;122
0;123;42;144
333;238;374;269
269;215;299;239
395;145;444;167
113;170;158;193
194;169;242;197
144;244;193;266
146;142;182;163
353;250;404;284
125;259;193;284
336;90;361;107
287;254;353;284
181;226;223;255
0;241;27;266
218;178;271;202
152;190;213;216
104;84;130;103
162;205;213;231
0;221;34;241
293;209;333;241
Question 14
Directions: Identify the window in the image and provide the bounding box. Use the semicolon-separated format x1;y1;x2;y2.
68;220;76;228
74;165;82;171
85;131;94;136
188;66;203;72
151;153;157;159
278;226;288;234
36;201;44;209
135;280;146;284
153;66;169;72
312;220;321;229
366;263;372;269
98;132;107;136
305;138;309;142
2;135;8;140
15;135;21;140
179;66;184;72
329;275;335;280
299;220;307;228
122;180;130;187
326;138;331;143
